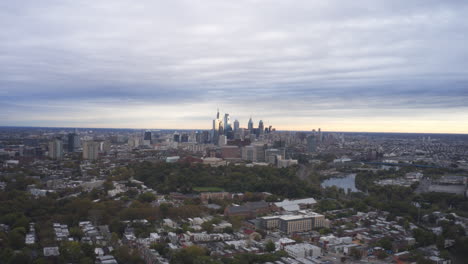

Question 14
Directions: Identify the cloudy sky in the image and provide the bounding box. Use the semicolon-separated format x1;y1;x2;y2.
1;0;468;133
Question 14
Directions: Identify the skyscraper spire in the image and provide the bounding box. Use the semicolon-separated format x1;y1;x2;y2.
216;108;219;119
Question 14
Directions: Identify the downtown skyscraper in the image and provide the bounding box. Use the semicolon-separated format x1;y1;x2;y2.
211;109;274;145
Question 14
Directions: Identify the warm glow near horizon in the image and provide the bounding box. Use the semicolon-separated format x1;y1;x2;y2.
12;115;467;134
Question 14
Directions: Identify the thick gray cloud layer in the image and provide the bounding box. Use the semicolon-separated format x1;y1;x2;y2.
1;0;468;132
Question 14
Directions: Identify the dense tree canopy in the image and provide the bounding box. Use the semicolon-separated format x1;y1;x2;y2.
131;161;318;198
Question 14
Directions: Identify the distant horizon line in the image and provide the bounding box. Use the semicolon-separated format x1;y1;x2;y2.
0;125;467;135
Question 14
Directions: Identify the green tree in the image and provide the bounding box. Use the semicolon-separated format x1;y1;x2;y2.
349;247;362;260
416;257;434;264
79;257;94;264
171;246;208;264
265;240;275;252
319;228;332;235
33;258;48;264
114;245;145;264
413;228;436;247
70;226;84;239
229;216;244;231
8;229;25;249
201;221;213;233
193;256;222;264
7;251;31;264
0;248;14;263
439;250;450;260
223;226;233;234
138;192;156;203
61;241;83;263
81;243;95;259
151;243;169;257
376;251;388;260
376;237;393;251
159;203;172;217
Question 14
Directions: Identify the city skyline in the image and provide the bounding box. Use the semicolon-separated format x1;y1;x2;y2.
1;108;468;135
1;1;468;133
2;124;468;135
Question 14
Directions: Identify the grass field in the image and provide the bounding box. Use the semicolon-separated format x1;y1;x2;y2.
193;186;224;192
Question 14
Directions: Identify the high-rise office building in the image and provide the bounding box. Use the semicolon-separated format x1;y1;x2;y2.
223;113;231;134
202;131;210;144
255;143;266;162
195;131;202;143
212;109;222;144
143;131;152;146
67;133;80;152
128;135;141;148
248;117;254;131
99;141;111;154
218;121;224;136
83;141;100;160
234;119;240;131
48;138;63;159
258;120;264;135
144;131;152;141
210;109;272;144
307;135;317;152
234;127;245;140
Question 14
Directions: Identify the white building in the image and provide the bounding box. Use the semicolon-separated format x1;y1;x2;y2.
202;157;227;167
277;158;299;168
43;247;60;257
166;156;180;163
189;217;205;226
149;233;161;242
276;238;296;250
284;243;321;259
29;188;49;197
189;232;211;242
25;233;36;245
275;198;317;212
163;219;177;228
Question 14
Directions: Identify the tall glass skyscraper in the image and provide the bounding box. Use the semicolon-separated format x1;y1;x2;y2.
67;133;80;152
248;117;254;131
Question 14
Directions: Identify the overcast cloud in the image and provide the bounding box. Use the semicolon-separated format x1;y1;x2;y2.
1;0;468;132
